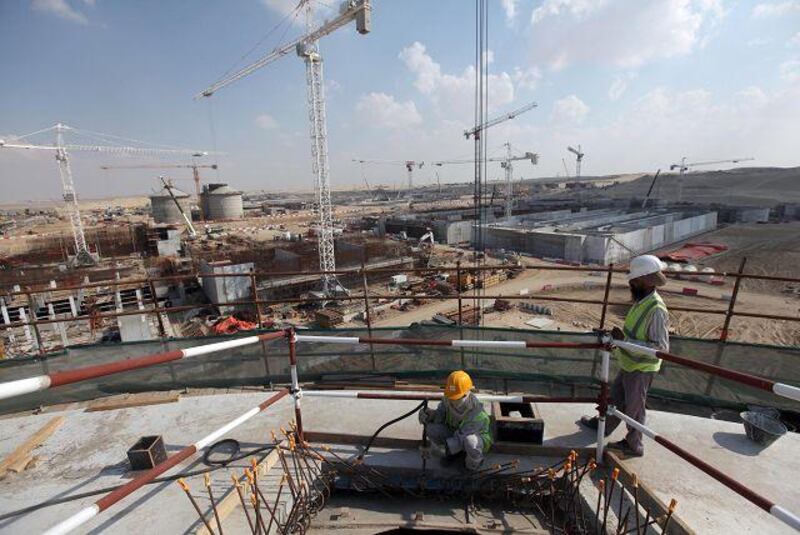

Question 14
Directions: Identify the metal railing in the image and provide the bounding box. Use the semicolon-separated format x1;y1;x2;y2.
1;258;798;356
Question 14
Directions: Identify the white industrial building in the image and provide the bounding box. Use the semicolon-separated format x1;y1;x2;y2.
483;208;718;264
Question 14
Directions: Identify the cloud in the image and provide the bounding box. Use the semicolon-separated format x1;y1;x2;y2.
532;0;607;24
31;0;89;24
752;1;800;17
501;0;519;23
398;42;515;119
747;37;772;47
788;32;800;48
780;59;800;83
608;73;637;101
551;95;590;122
529;1;725;70
355;92;423;129
512;66;542;90
255;113;279;130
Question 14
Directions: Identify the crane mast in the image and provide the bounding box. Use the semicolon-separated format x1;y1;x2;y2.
54;124;92;265
199;0;371;296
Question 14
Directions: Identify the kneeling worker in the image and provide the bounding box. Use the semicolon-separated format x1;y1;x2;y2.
419;370;493;471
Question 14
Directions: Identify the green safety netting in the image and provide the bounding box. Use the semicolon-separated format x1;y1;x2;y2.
0;325;798;417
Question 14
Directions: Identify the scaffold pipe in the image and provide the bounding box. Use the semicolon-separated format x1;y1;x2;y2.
42;389;289;535
607;405;800;532
294;334;602;350
0;330;287;402
301;390;595;404
612;340;800;403
596;349;610;463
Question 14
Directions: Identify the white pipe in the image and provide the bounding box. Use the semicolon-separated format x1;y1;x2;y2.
597;349;610;462
451;340;526;348
613;340;658;358
194;406;262;450
181;334;262;358
0;376;52;401
773;383;800;403
294;335;360;344
43;505;100;535
607;406;657;440
770;505;800;532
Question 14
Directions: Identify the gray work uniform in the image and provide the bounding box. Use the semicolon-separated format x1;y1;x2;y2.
425;393;492;471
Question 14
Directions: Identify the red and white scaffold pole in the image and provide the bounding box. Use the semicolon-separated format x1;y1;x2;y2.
299;390;596;404
608;405;800;532
42;389;290;535
596;345;611;463
293;334;603;350
288;329;304;442
613;340;800;403
0;330;288;402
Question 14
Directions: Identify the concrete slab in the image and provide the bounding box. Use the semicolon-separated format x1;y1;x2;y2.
0;392;796;534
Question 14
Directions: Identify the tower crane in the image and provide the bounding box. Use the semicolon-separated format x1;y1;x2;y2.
0;123;210;266
431;145;538;219
198;0;371;296
352;159;424;194
464;100;538;140
567;145;584;178
669;156;754;202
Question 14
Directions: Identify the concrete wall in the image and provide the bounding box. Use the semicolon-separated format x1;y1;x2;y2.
485;210;717;264
200;260;254;315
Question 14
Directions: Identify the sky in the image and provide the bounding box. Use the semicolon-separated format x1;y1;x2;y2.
1;0;799;202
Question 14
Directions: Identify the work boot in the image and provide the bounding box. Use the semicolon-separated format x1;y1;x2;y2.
606;439;643;457
579;416;613;436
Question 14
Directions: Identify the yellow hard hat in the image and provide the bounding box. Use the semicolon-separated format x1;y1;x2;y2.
445;370;473;400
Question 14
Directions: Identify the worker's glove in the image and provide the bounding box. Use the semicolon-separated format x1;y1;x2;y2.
610;327;624;341
418;407;434;425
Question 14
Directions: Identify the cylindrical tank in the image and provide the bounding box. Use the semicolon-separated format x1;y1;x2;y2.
201;184;243;220
683;265;698;281
149;186;191;224
668;263;683;278
701;266;715;283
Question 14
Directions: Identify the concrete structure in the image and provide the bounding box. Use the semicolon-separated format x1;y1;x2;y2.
381;208;492;245
719;206;771;224
201;183;244;220
199;259;254;314
483;208;718;264
149;186;191;224
0;392;797;534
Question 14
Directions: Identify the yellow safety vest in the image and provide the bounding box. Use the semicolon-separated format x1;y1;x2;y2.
614;291;666;373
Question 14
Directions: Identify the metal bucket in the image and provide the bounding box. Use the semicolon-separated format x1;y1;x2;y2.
740;411;787;447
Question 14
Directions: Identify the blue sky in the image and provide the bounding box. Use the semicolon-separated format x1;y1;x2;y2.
1;0;799;201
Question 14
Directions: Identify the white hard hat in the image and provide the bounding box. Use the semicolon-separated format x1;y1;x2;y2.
627;255;665;281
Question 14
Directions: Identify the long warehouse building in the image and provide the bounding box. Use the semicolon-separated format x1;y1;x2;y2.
483;208;718;264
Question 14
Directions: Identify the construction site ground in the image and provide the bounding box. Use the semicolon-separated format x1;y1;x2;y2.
0;389;797;534
356;243;799;346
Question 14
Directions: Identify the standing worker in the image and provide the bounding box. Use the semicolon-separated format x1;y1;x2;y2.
419;370;493;471
580;255;670;456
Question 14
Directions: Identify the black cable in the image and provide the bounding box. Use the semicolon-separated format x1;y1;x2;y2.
0;439;275;522
357;399;428;461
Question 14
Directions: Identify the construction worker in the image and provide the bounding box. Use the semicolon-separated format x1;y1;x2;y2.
580;254;669;457
418;370;493;471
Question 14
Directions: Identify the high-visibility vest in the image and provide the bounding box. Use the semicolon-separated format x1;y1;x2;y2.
614;291;667;373
446;405;494;453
